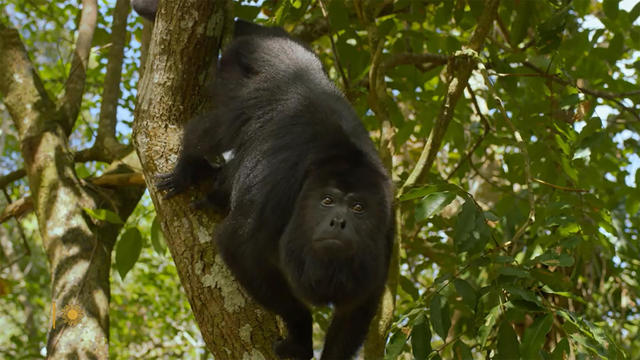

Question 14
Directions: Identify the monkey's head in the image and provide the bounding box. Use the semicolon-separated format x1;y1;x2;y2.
279;158;392;305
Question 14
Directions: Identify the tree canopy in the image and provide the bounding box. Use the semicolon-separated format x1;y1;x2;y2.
1;0;639;359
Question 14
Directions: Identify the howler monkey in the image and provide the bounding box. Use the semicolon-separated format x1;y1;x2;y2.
134;2;394;359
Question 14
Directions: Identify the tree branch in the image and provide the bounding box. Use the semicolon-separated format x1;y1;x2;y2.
0;24;55;136
0;169;27;189
76;0;132;163
0;196;33;223
0;152;144;225
479;64;535;245
446;85;493;181
401;0;500;193
57;0;98;134
521;61;640;121
381;52;448;71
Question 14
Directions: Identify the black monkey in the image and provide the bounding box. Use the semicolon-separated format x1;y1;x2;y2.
134;3;394;359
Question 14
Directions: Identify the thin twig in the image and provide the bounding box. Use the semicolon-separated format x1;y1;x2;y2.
2;188;30;255
446;85;492;180
521;61;640;121
533;178;588;193
479;64;535;245
317;0;350;91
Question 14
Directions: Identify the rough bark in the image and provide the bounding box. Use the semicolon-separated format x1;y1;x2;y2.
1;13;143;360
132;1;281;358
57;0;98;135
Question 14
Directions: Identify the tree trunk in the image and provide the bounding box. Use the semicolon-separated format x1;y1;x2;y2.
0;23;144;359
132;1;281;358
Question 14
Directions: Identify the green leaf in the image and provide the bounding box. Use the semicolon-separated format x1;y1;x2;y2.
328;0;350;30
429;295;451;339
399;185;439;201
511;0;532;45
234;3;261;20
478;304;500;347
150;216;166;255
452;340;472;360
453;200;490;255
630;1;640;23
83;208;123;224
531;268;571;291
521;314;553;358
75;164;91;179
573;147;591;161
411;314;431;360
289;0;302;9
116;227;143;280
550;338;569;360
559;93;580;108
603;0;619;20
400;275;419;300
504;285;542;306
385;330;408;359
415;191;456;222
498;266;531;278
496;321;520;360
453;279;477;309
93;27;110;47
534;253;575;267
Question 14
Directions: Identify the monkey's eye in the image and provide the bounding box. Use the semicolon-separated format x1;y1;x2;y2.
351;203;364;213
321;196;334;206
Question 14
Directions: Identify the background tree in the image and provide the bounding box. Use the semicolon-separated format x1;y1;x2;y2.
1;0;639;359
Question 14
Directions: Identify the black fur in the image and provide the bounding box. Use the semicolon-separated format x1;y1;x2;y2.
136;3;394;358
131;0;157;21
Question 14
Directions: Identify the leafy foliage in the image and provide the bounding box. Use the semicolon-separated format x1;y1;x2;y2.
1;0;639;359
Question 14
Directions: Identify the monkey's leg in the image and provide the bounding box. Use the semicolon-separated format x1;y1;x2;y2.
320;297;379;360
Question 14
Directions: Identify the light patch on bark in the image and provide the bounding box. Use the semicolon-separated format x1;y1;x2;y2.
45;187;87;238
13;72;23;83
179;10;197;31
200;254;246;311
196;225;211;244
242;349;266;360
92;286;109;321
239;324;252;344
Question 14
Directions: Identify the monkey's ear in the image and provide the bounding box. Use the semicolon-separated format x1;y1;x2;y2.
233;19;289;38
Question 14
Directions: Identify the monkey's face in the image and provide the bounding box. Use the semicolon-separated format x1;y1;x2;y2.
306;185;373;258
279;170;390;305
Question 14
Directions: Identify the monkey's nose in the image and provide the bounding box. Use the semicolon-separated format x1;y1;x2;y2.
329;217;346;229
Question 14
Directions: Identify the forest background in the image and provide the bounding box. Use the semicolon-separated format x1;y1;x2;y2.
1;0;639;359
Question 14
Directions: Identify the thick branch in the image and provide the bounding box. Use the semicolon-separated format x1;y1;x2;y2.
0;24;55;137
0;169;26;189
0;152;144;225
402;0;500;192
0;196;33;223
57;0;98;134
79;0;132;162
90;172;145;186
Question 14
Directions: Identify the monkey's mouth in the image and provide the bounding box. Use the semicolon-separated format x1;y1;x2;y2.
311;238;352;257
